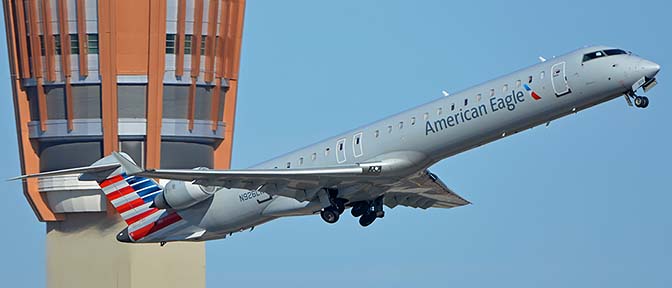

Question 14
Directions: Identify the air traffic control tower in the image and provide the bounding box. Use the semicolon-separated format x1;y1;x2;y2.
2;0;245;287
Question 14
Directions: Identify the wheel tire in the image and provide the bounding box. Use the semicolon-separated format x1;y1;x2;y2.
634;96;644;108
335;199;346;215
320;208;340;224
351;203;367;217
641;96;649;108
358;212;376;227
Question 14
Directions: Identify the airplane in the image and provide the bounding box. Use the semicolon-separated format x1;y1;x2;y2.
11;45;660;245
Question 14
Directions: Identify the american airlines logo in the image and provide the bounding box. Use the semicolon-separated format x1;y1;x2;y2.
523;84;542;100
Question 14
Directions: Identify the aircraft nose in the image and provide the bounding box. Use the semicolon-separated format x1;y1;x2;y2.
638;59;661;78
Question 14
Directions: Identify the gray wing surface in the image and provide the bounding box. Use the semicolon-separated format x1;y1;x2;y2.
113;152;469;207
383;171;470;209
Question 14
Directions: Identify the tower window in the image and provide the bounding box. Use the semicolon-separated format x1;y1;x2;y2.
165;34;176;54
87;34;99;54
184;35;193;54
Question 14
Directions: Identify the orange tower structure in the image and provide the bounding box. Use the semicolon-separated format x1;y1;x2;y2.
2;0;245;287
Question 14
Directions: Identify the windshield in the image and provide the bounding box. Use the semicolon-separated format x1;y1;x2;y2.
583;48;628;63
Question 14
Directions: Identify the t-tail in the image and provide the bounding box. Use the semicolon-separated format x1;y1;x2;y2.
9;152;205;244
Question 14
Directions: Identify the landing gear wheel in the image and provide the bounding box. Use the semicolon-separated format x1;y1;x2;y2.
351;202;368;217
320;208;340;224
640;96;649;108
334;199;347;215
359;212;376;227
634;96;649;108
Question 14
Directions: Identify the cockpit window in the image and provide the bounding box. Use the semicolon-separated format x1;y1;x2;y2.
582;51;605;62
583;49;629;63
603;49;628;56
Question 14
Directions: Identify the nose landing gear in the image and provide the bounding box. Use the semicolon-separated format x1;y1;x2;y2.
625;90;649;109
633;96;649;108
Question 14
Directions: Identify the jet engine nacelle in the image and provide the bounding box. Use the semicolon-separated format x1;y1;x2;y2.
152;180;217;210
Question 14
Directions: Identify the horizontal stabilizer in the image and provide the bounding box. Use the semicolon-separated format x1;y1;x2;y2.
8;163;121;181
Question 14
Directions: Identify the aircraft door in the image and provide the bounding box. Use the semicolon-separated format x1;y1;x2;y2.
551;62;571;97
336;138;347;163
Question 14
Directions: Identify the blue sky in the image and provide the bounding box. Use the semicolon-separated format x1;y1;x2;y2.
1;0;671;287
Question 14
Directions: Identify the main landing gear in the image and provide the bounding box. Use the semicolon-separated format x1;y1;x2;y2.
351;196;385;227
319;189;347;224
318;189;385;227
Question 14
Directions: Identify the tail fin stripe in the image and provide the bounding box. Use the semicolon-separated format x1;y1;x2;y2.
117;198;146;214
120;202;153;219
129;178;152;189
134;184;160;197
101;181;128;195
99;174;125;188
111;193;140;207
129;212;183;240
107;185;135;201
126;208;160;225
140;191;161;202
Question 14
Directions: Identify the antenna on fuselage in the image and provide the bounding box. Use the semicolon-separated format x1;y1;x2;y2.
538;56;547;62
442;90;450;97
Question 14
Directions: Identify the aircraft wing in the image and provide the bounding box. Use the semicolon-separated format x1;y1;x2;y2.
112;152;385;201
382;171;470;209
113;152;469;207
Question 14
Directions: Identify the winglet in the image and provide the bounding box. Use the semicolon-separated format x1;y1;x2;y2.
111;151;144;175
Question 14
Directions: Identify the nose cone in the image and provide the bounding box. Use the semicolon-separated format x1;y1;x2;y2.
638;59;661;78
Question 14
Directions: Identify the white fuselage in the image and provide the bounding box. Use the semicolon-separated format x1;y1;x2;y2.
175;46;660;241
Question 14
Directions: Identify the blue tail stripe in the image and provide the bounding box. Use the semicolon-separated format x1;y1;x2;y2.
125;176;147;185
136;185;161;197
142;191;161;203
130;179;155;191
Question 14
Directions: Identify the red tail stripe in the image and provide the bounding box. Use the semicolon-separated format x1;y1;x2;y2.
107;186;135;201
125;208;159;225
99;174;124;188
129;213;183;240
129;224;153;241
116;198;145;214
531;92;541;100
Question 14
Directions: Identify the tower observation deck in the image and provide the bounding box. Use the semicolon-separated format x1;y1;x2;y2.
2;0;246;287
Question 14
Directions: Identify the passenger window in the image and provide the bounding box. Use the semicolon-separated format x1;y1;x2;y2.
286;162;291;168
464;98;468;106
516;80;521;87
437;107;442;115
398;121;403;129
451;103;455;111
490;88;495;96
387;125;392;133
299;157;304;165
476;93;482;102
375;130;380;137
502;84;508;92
411;117;416;125
423;113;429;120
325;148;330;156
311;153;317;160
540;71;545;79
528;76;533;83
338;142;344;151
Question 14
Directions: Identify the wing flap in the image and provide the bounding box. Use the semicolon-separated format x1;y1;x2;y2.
384;170;470;209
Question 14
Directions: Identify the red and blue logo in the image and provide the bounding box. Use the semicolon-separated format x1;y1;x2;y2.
523;84;542;100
